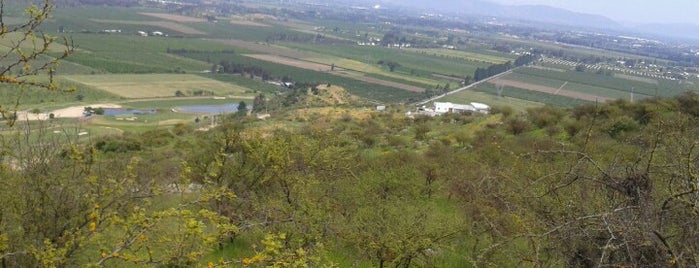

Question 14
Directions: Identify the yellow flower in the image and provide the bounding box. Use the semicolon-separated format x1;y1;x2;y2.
207;261;215;268
242;258;251;265
89;221;96;232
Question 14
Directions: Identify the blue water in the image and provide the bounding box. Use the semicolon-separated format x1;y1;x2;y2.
177;104;247;114
103;108;157;116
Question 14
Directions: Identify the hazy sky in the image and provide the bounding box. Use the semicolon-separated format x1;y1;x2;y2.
491;0;699;25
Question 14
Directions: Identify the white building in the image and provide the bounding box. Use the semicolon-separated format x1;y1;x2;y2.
434;102;490;114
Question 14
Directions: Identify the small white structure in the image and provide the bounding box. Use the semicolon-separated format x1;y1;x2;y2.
152;31;164;36
137;31;148;37
376;105;386;111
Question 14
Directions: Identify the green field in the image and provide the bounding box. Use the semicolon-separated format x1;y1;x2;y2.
62;74;252;98
473;83;591;107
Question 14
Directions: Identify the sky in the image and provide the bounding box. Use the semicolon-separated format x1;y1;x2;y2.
491;0;699;25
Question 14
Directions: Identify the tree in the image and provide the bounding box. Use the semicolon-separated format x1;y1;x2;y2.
377;60;400;72
386;61;400;72
0;0;74;126
253;94;266;112
237;101;248;116
463;75;472;85
575;64;587;72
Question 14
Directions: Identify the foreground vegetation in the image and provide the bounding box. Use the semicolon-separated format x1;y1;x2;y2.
3;90;699;267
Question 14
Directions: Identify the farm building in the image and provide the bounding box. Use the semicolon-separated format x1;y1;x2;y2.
408;101;490;118
434;102;490;114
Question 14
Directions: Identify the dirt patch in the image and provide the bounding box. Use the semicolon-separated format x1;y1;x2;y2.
140;13;205;23
16;103;122;121
245;54;332;71
90;19;206;35
490;78;612;102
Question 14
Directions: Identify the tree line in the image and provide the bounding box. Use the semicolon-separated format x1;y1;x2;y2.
473;53;539;81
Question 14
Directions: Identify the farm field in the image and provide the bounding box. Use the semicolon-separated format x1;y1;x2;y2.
210;39;443;87
489;78;613;102
281;43;494;78
404;48;516;64
177;52;424;102
244;54;428;92
471;82;591;107
62;74;253;98
457;66;699;106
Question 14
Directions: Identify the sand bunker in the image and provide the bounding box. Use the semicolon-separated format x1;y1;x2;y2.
15;103;122;121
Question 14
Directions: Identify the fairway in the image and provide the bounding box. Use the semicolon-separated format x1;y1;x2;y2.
63;74;252;98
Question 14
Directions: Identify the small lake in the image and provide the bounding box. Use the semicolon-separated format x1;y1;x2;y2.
177;103;248;114
103;108;157;116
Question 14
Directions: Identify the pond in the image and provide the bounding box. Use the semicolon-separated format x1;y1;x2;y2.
103;108;157;116
177;103;248;114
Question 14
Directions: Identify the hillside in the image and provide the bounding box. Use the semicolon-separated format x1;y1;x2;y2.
3;89;699;266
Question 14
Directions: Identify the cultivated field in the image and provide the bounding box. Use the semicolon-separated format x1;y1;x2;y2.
405;48;515;64
245;54;427;92
489;78;613;102
62;74;252;98
244;54;332;72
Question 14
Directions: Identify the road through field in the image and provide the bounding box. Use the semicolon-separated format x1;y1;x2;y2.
415;69;515;105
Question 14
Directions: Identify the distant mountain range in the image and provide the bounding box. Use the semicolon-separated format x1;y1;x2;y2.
377;0;622;30
356;0;699;43
630;23;699;42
